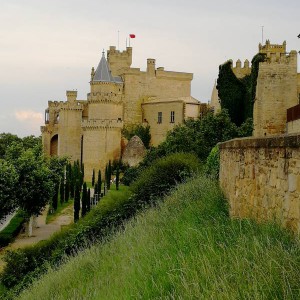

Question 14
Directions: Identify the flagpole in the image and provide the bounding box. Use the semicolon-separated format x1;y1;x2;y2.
118;30;120;50
129;36;130;47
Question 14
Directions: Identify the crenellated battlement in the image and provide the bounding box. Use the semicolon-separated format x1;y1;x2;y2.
260;50;297;65
259;40;286;57
232;59;251;78
107;46;132;76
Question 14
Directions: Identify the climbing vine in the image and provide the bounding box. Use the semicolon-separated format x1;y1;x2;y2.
216;53;266;126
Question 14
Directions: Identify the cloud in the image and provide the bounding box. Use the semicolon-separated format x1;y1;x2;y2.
14;110;43;122
13;110;43;137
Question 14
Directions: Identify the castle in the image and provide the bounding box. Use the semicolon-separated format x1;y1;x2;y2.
41;46;205;180
211;40;300;137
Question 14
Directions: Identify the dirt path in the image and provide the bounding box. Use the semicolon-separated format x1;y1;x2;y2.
0;204;73;271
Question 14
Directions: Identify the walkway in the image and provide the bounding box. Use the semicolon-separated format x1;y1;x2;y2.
0;204;73;271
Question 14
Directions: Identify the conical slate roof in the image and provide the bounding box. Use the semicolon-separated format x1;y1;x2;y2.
93;51;115;82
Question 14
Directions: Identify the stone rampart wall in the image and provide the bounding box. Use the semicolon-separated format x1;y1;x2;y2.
219;134;300;233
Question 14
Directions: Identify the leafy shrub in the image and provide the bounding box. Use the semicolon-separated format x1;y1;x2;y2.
122;165;141;186
131;153;201;207
205;145;220;179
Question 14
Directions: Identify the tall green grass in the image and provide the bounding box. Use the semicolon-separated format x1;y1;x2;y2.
18;174;300;299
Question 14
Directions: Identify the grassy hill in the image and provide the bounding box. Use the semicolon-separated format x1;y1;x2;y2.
17;174;300;299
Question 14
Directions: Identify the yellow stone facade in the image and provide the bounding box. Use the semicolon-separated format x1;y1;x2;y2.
219;134;300;233
253;41;299;137
41;46;203;180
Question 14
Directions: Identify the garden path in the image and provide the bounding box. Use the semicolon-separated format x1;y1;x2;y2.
0;204;73;272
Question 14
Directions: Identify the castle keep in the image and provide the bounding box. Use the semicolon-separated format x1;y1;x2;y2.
41;47;203;180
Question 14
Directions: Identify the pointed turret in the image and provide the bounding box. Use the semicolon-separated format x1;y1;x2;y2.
93;51;115;82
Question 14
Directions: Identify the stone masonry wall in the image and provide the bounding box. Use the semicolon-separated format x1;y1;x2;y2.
219;134;300;233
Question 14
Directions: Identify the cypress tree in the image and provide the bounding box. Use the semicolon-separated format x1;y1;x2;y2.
97;170;102;195
74;182;80;222
92;169;95;187
65;176;70;202
81;182;87;218
104;165;108;194
52;184;59;211
69;163;75;199
105;161;111;190
108;160;112;190
59;176;65;205
80;163;84;187
116;166;120;191
87;188;91;212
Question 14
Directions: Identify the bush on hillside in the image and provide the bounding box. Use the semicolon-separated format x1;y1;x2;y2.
122;165;140;186
131;153;200;207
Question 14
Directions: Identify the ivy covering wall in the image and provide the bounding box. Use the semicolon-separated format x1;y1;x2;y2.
216;53;266;126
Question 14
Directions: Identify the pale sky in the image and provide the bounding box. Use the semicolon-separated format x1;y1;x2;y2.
0;0;299;137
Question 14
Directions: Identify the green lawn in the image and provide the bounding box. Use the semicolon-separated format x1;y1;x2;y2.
18;175;300;300
0;211;24;248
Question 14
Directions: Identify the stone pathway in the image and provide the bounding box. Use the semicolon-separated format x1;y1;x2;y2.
0;204;73;271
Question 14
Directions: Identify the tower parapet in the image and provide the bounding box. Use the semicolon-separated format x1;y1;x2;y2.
66;90;77;102
253;42;298;137
259;40;286;58
147;58;156;77
107;46;132;76
232;59;251;78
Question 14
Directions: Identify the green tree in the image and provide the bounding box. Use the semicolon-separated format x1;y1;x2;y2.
81;182;88;218
97;170;102;195
59;177;65;205
68;163;74;199
0;160;18;219
74;183;80;222
107;160;112;190
87;188;91;213
116;166;120;191
52;184;59;211
92;169;95;187
0;133;21;159
22;135;41;151
13;149;54;236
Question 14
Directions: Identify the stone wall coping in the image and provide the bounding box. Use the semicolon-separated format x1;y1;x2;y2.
219;133;300;149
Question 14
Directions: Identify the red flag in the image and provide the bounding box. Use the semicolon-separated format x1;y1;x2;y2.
129;34;136;38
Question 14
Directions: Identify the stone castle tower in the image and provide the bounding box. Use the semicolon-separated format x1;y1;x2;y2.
211;40;300;136
41;47;205;180
253;40;299;137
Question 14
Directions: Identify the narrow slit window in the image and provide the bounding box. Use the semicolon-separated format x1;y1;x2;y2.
170;111;175;123
158;112;162;124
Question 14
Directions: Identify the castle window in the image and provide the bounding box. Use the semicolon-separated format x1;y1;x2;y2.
45;109;49;124
170;111;175;123
158;112;162;124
